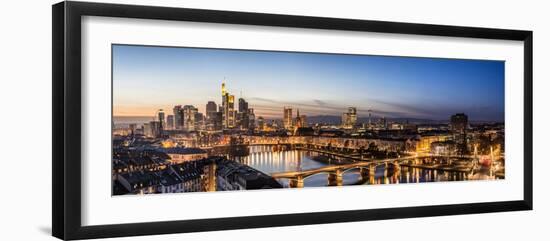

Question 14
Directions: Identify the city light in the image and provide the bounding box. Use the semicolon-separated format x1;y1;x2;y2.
111;45;505;195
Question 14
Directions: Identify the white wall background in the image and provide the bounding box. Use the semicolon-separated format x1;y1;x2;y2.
0;0;547;240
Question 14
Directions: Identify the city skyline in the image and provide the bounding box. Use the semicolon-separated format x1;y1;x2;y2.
113;44;505;121
112;44;506;195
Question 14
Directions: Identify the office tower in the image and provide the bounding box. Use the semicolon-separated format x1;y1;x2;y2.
450;113;469;155
166;115;174;130
228;95;235;128
221;82;227;127
205;101;217;130
214;112;223;130
283;107;293;129
206;101;217;115
144;121;160;138
221;82;232;129
237;98;249;129
238;98;248;113
348;107;357;126
173;105;184;130
450;113;469;132
183;105;198;131
248;108;255;131
342;107;357;129
157;109;165;133
195;112;204;131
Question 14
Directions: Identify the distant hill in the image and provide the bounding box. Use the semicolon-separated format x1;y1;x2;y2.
304;115;341;125
305;115;447;125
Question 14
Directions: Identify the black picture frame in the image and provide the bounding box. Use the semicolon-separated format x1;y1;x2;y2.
52;1;533;240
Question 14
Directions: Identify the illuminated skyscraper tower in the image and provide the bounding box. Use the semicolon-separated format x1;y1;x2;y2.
283;107;293;129
342;107;357;129
221;81;236;129
173;105;183;130
157;109;165;134
183;105;198;131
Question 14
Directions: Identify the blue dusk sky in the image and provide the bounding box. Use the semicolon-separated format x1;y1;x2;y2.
112;44;504;121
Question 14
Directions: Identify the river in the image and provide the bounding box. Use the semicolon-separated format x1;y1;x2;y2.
235;145;477;188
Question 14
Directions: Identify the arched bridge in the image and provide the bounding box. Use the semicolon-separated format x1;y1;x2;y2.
270;154;477;187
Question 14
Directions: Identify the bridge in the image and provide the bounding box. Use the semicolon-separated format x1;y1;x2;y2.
270;154;478;188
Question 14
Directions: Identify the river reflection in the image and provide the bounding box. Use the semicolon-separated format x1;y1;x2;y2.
235;145;471;188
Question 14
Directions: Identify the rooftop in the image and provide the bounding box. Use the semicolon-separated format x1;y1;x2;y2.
161;147;207;155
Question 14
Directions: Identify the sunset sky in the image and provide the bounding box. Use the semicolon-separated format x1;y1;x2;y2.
112;44;504;121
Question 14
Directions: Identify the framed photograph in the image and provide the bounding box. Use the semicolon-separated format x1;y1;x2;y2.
52;1;533;240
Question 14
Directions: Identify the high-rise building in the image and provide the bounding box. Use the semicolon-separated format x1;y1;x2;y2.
229;96;235;128
206;101;217;115
173;105;184;130
183;105;198;131
283;107;293;129
205;101;218;131
348;107;357;126
247;108;255;131
221;82;236;129
450;113;469;132
238;98;248;113
166;115;174;130
341;107;357;129
157;109;165;133
213;112;223;130
236;98;249;129
450;113;469;155
195;112;204;131
235;112;242;129
144;121;161;138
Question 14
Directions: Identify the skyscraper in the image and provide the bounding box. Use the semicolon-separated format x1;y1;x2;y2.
195;112;204;131
183;105;198;131
166;115;174;130
342;107;357;129
213;112;223;130
283;107;293;129
173;105;184;130
238;98;249;129
222;82;228;128
238;98;248;113
248;108;255;131
451;113;469;155
157;109;165;133
221;82;236;129
206;101;217;115
450;113;469;132
228;95;235;128
206;101;218;130
145;121;161;138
